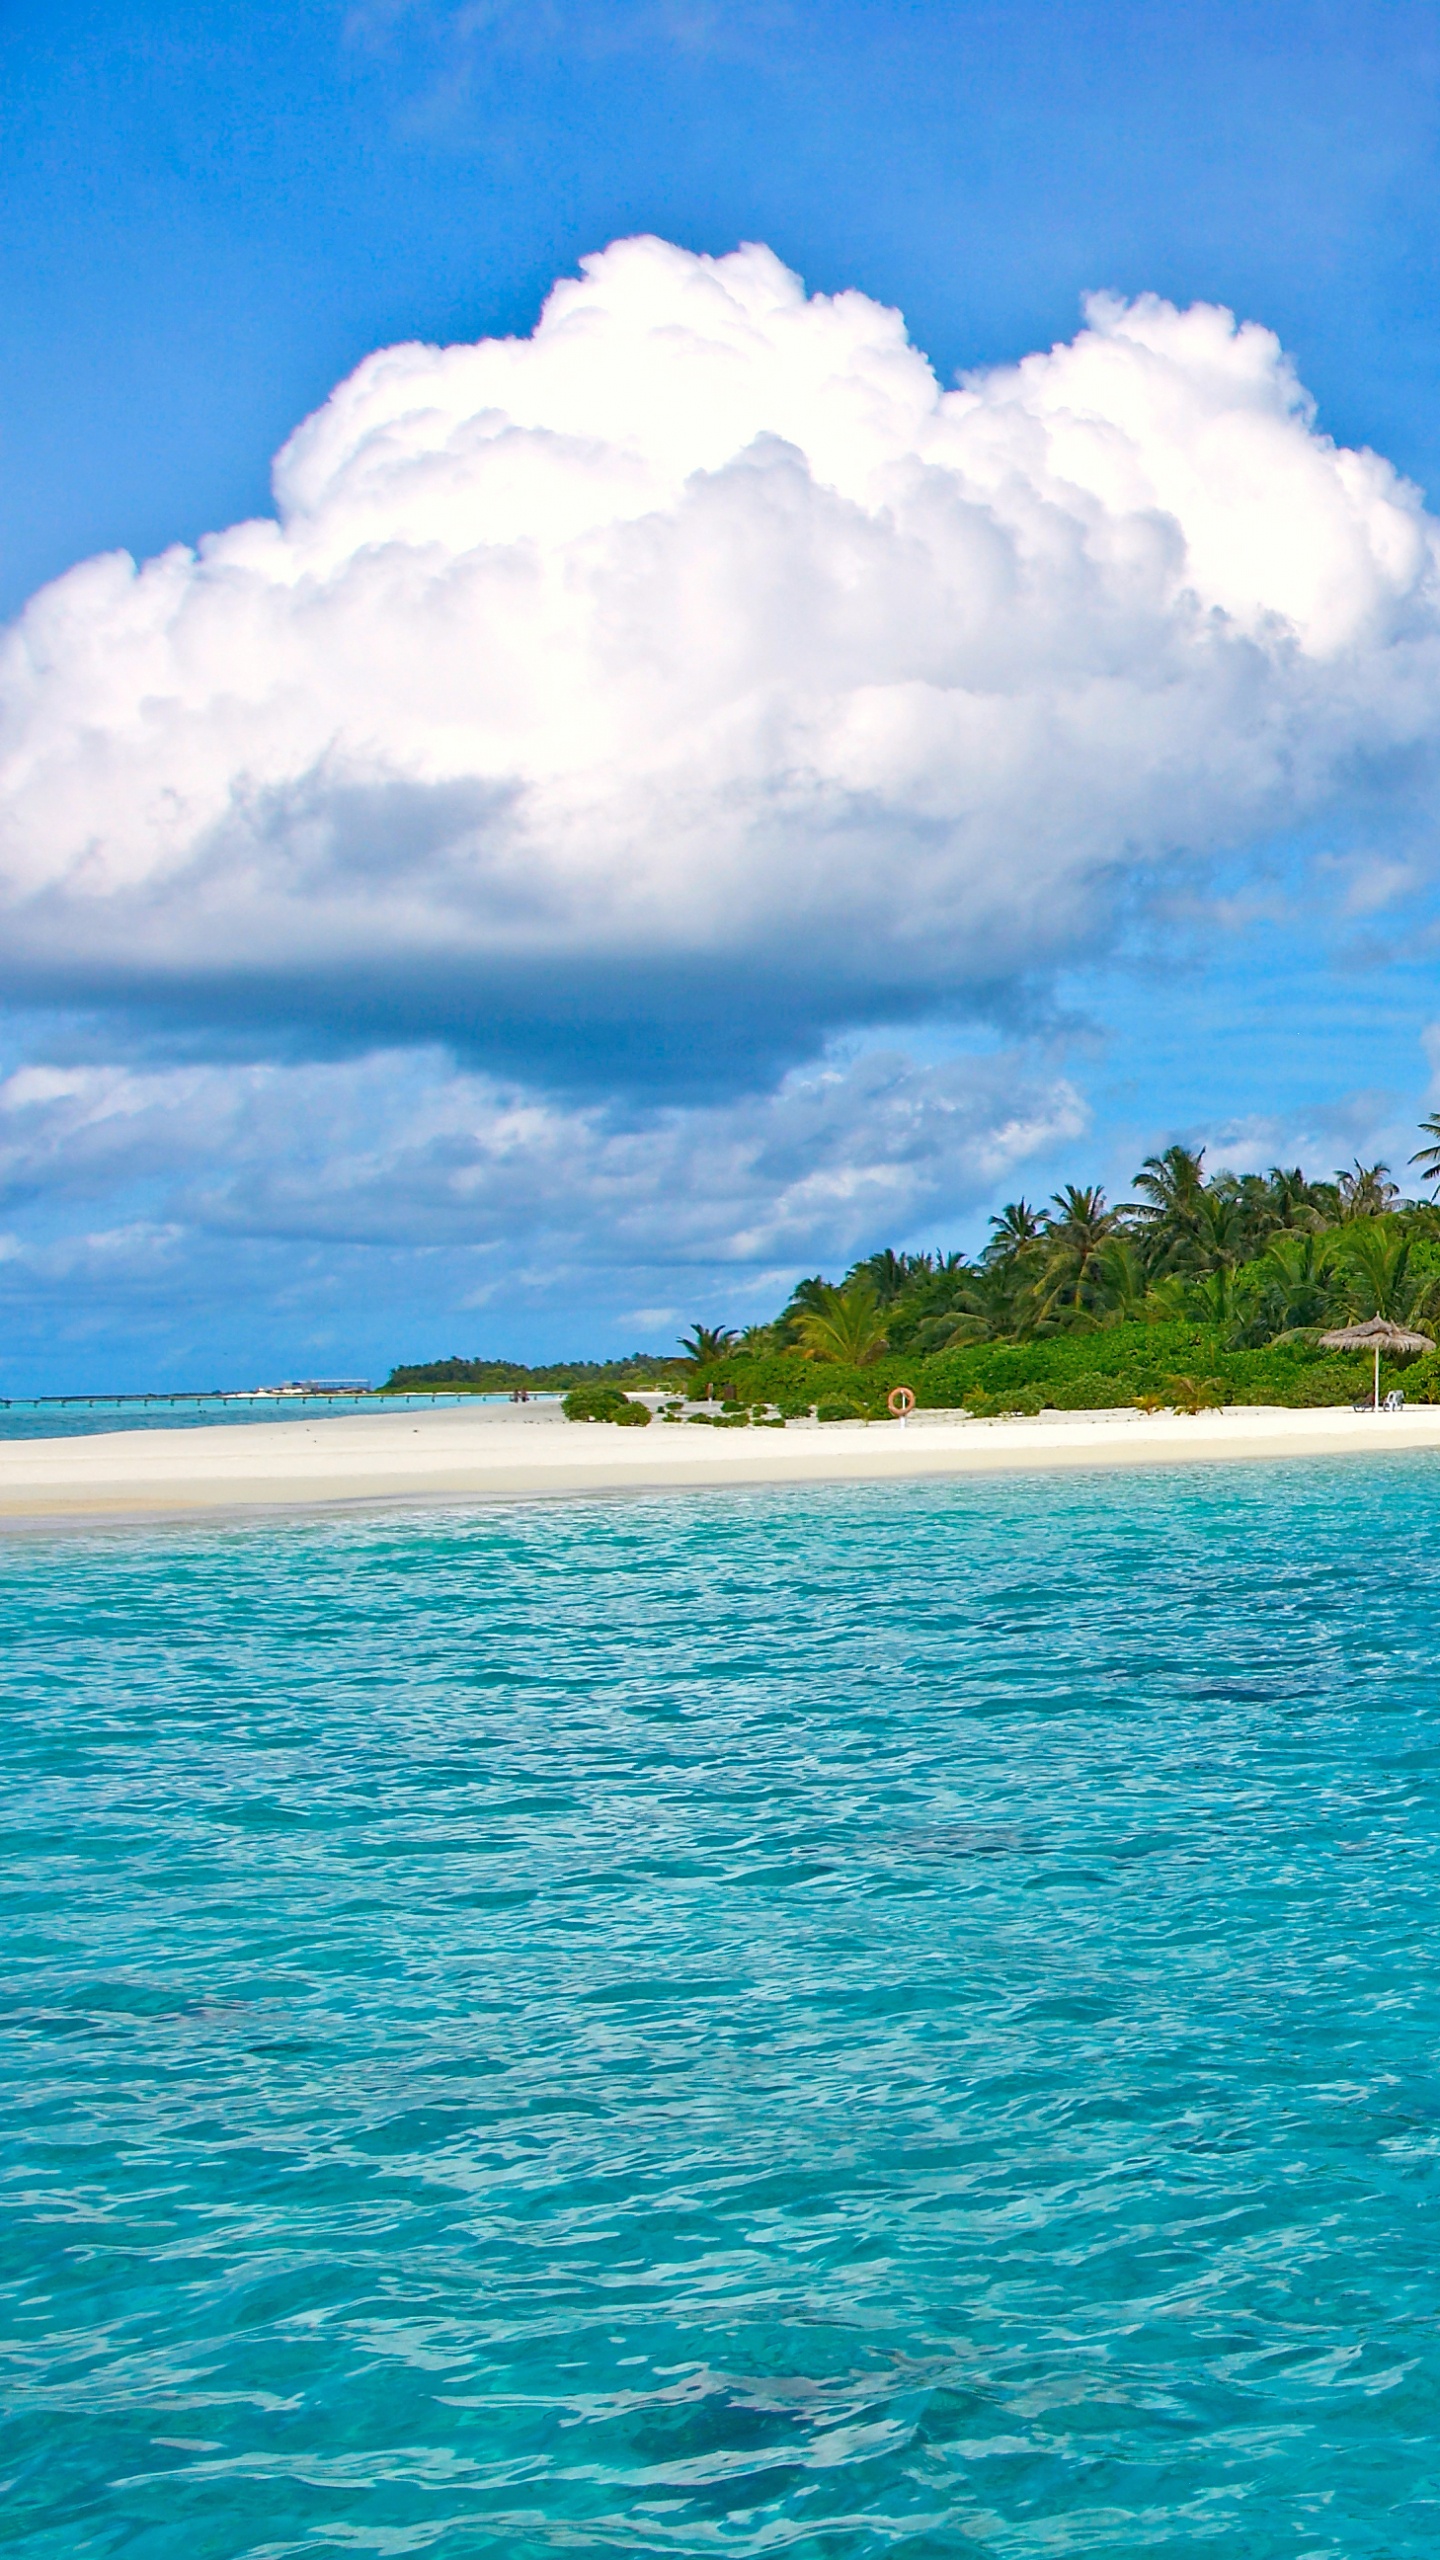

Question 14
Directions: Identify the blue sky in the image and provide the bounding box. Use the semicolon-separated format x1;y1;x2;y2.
4;0;1440;1384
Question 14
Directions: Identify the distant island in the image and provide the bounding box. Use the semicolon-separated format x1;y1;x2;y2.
383;1132;1440;1417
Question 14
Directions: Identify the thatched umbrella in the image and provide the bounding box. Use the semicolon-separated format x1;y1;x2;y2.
1318;1315;1435;1410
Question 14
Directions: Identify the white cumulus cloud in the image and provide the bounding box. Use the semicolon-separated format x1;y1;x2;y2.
4;235;1437;1073
7;236;1440;1375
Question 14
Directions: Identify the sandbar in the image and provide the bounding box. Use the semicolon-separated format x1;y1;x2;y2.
1;1395;1439;1525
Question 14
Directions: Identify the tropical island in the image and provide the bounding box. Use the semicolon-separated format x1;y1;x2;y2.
384;1128;1440;1419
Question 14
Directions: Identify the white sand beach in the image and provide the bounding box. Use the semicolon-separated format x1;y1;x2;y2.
3;1395;1440;1524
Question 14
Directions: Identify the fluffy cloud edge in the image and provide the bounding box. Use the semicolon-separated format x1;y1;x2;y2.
3;236;1438;1080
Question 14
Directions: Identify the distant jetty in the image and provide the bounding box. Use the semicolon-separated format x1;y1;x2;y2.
0;1381;373;1409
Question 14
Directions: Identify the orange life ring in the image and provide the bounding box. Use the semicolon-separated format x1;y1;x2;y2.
888;1385;916;1418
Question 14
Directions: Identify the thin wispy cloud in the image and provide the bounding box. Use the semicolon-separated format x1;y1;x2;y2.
0;1042;1082;1258
344;0;786;74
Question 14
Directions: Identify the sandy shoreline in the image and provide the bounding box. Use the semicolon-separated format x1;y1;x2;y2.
1;1395;1439;1525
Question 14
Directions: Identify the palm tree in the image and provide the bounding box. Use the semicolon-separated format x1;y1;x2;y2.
1191;1264;1240;1328
738;1322;780;1354
847;1247;932;1303
1040;1185;1116;1316
1124;1145;1207;1241
776;1275;833;1343
917;1255;1041;1349
1166;1373;1226;1414
792;1282;890;1367
1412;1115;1440;1193
1244;1230;1334;1339
1334;1161;1398;1221
1214;1169;1308;1252
878;1251;974;1353
679;1323;738;1367
1142;1273;1195;1322
1331;1223;1435;1324
1089;1237;1152;1324
982;1201;1044;1265
1266;1165;1327;1230
1188;1188;1249;1273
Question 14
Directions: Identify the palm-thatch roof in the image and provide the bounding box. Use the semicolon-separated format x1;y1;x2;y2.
1319;1316;1435;1354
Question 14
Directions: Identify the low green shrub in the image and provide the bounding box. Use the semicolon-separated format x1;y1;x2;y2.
1391;1352;1440;1402
1279;1364;1372;1408
770;1387;817;1418
1165;1373;1227;1414
690;1321;1407;1418
562;1384;651;1425
1041;1374;1143;1411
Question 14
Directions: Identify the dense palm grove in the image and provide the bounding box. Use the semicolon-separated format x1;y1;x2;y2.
726;1140;1440;1363
388;1122;1440;1413
667;1129;1440;1416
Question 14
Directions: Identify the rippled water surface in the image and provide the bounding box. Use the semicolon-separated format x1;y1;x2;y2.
7;1462;1440;2556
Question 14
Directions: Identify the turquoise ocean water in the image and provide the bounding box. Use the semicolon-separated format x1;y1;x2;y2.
0;1394;517;1441
6;1460;1440;2556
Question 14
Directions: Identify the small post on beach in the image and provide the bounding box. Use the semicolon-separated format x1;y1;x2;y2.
888;1384;916;1430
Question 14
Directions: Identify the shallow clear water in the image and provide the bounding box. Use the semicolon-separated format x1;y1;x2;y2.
6;1460;1440;2557
0;1393;521;1441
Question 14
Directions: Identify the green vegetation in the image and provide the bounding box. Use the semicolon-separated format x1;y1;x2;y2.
561;1383;651;1426
677;1324;738;1368
388;1135;1440;1419
382;1353;667;1394
698;1144;1440;1414
791;1281;890;1367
